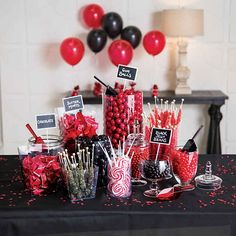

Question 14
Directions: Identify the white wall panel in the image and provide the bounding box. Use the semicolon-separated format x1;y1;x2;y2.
0;0;235;154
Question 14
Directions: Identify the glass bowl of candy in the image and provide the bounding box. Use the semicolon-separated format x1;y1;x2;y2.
139;156;172;198
171;147;198;190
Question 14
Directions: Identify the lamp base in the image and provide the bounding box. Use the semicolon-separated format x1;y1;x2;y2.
175;84;192;94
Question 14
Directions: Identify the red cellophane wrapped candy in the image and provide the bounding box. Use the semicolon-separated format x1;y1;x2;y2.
71;85;80;96
103;84;143;149
59;112;99;153
22;155;61;195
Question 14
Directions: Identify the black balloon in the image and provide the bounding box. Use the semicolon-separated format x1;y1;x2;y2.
121;26;142;49
102;12;123;39
87;29;107;53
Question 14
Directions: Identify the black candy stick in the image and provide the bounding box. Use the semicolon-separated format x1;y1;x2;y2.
182;125;204;152
94;76;118;96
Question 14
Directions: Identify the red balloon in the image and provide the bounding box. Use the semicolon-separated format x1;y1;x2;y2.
108;40;133;66
82;4;104;28
60;38;85;66
143;31;166;56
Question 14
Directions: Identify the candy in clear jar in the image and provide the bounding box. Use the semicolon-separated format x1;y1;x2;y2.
77;135;112;187
125;131;149;186
21;135;63;195
103;86;143;149
107;156;132;198
58;111;99;155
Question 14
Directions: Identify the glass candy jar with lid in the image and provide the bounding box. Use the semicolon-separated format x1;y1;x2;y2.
125;129;149;186
103;88;143;149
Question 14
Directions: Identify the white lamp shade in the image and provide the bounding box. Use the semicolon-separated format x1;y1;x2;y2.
161;9;204;37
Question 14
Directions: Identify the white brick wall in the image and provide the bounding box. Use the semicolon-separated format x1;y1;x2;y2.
0;0;235;154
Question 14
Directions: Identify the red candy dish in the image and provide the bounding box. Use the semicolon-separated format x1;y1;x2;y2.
103;89;143;148
171;147;198;190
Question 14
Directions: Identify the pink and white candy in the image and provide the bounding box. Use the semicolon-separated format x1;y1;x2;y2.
107;157;131;197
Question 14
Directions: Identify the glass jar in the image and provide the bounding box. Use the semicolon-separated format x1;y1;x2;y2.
103;90;143;149
21;135;63;195
28;134;64;155
77;135;112;187
63;165;99;202
125;133;149;185
107;156;132;198
171;147;198;188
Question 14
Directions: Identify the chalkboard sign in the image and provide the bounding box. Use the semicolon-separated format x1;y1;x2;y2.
36;114;56;130
117;64;138;81
150;128;172;145
63;95;84;113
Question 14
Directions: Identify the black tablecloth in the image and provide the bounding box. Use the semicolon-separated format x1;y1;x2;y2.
0;155;235;236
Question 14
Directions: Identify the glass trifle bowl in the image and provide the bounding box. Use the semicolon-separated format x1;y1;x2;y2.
139;156;172;198
170;147;198;191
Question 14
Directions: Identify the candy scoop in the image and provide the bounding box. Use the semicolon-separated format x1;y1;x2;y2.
182;125;203;152
25;123;44;144
94;76;118;96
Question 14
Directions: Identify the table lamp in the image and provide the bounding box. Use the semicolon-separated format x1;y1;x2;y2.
161;9;204;94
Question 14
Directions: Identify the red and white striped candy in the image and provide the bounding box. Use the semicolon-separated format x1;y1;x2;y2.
108;166;125;181
107;157;131;197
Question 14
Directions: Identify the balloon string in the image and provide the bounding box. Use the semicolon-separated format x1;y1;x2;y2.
153;56;156;85
127;0;130;24
94;53;97;67
94;53;97;78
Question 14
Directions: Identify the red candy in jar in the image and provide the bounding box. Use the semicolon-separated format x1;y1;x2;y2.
104;88;143;148
125;133;149;181
171;148;198;185
22;155;61;195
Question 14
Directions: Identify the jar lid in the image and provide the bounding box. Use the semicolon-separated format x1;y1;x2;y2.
28;134;63;150
195;161;222;190
125;133;148;147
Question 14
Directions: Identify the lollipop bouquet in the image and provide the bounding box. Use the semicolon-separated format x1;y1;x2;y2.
144;98;184;159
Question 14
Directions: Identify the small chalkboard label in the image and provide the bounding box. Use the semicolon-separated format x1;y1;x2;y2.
36;114;56;130
117;64;137;81
63;95;84;113
150;128;172;145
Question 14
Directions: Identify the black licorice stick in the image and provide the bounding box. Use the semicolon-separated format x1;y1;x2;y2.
94;76;118;96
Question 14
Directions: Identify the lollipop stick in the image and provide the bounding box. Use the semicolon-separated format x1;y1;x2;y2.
155;144;161;164
126;137;136;157
46;128;49;153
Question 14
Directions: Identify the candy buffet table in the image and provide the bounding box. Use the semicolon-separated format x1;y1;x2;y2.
81;90;228;155
0;155;235;236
